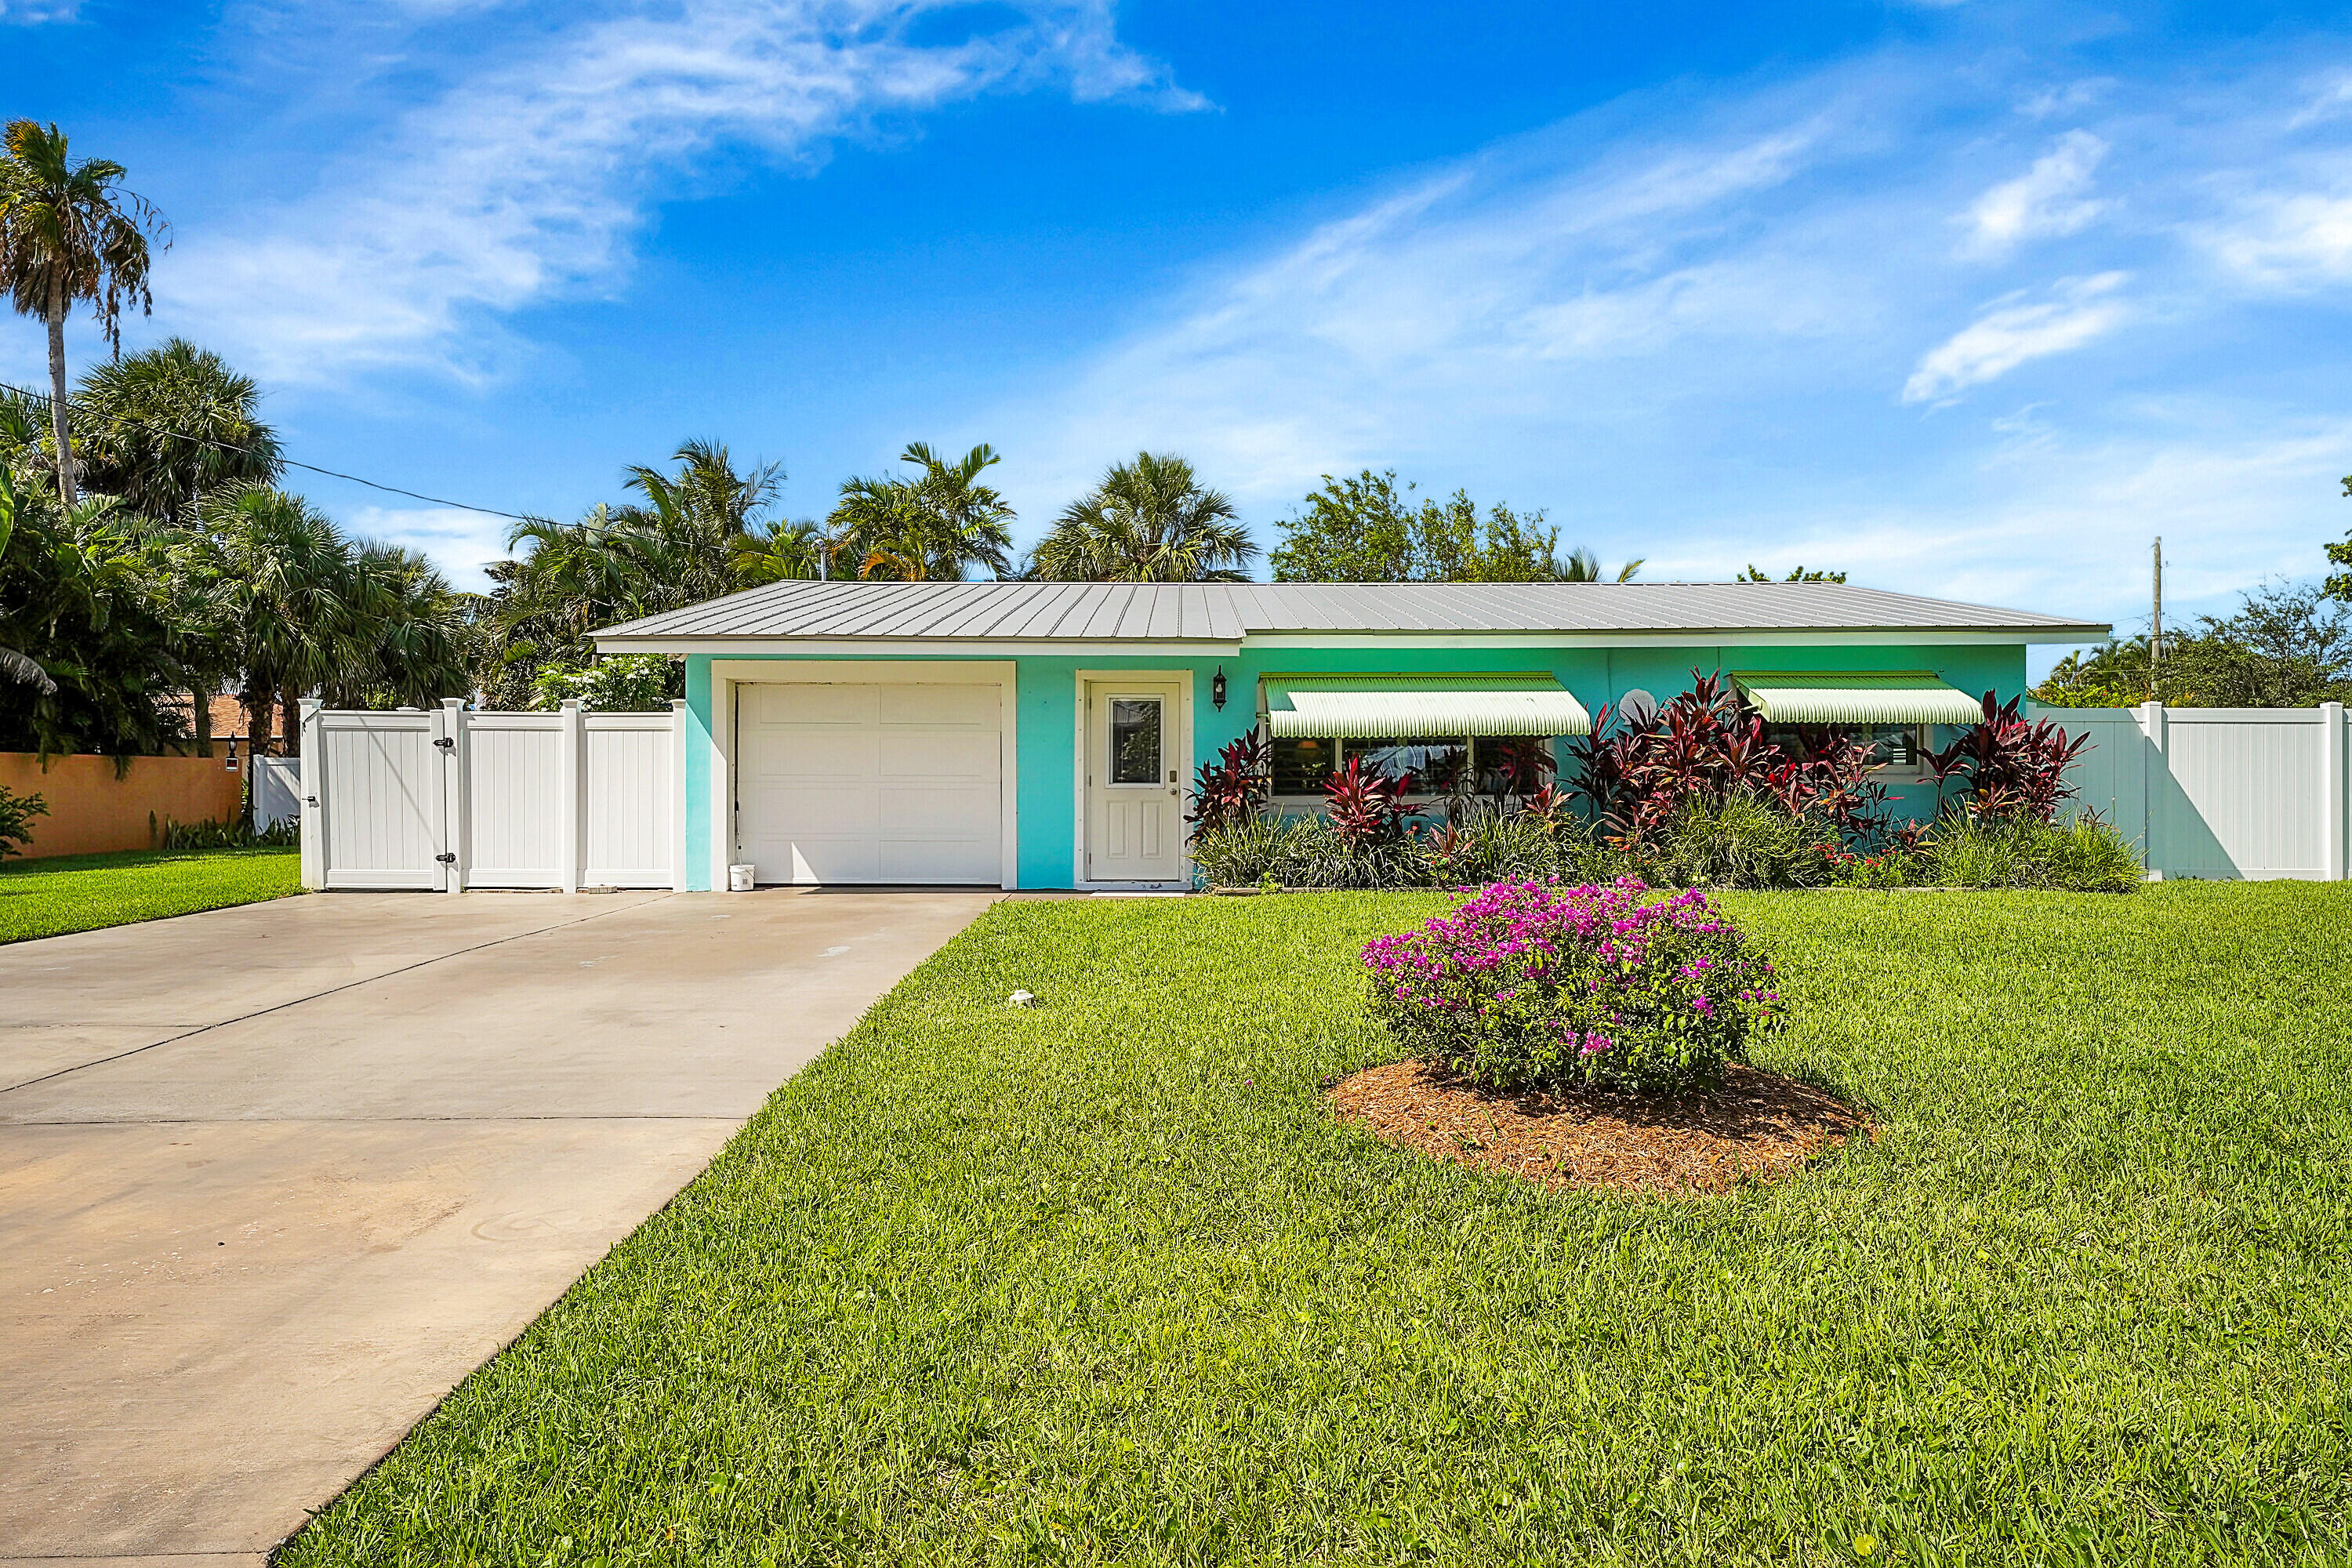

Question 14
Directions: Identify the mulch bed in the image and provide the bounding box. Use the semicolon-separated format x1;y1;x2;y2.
1328;1058;1868;1195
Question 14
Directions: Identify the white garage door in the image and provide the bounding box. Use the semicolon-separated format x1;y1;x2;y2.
735;682;1004;885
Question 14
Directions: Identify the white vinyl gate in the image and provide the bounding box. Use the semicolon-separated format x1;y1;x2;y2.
298;699;685;892
2040;701;2348;880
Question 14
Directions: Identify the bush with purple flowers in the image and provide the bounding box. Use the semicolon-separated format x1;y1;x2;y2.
1361;878;1784;1094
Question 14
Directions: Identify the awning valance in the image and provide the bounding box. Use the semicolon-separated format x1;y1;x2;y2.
1731;670;1985;725
1263;674;1592;739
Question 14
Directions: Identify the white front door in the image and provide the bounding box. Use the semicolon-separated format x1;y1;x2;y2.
1084;680;1185;884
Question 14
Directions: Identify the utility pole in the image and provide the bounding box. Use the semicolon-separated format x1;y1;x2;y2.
2151;535;2164;702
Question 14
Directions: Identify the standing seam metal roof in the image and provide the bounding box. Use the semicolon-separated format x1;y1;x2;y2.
594;579;2106;643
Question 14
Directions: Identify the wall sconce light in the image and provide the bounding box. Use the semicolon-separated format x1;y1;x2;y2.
1211;668;1228;710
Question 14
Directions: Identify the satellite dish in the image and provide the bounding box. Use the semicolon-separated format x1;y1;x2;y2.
1617;688;1657;728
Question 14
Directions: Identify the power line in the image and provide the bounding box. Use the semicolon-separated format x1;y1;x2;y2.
0;376;539;523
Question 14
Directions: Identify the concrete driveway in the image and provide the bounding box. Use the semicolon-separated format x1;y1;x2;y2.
0;887;997;1566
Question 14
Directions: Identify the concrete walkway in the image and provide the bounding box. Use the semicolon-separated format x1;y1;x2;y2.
0;887;998;1566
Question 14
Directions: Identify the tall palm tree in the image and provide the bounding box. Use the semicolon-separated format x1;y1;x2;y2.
828;442;1014;581
616;438;782;606
75;339;281;526
1027;451;1256;582
0;120;169;506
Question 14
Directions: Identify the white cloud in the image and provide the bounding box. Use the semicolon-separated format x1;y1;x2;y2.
2202;189;2352;289
0;0;78;20
159;0;1196;383
1901;272;2129;404
1958;129;2109;258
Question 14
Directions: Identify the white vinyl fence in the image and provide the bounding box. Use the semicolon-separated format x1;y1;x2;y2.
252;755;302;832
2039;701;2348;880
296;698;686;892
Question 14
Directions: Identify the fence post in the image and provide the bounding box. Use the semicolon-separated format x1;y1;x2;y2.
670;697;689;892
441;698;468;894
298;699;324;890
2323;701;2347;883
2136;700;2166;880
560;698;584;893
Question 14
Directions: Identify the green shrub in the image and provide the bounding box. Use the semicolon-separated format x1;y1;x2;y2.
1420;802;1563;886
1925;810;2142;891
0;782;48;858
1645;789;1835;889
1363;879;1785;1093
531;654;674;712
1189;811;1290;889
158;815;299;851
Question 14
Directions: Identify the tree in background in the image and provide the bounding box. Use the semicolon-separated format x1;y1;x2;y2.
829;442;1014;582
2034;583;2352;708
0;465;181;756
2328;473;2352;604
0;120;168;506
1740;564;1846;583
74;338;281;526
1270;470;1637;583
1025;451;1257;582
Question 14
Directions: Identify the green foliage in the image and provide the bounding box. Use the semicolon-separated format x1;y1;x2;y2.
1738;563;1846;582
275;885;2352;1564
0;118;168;506
529;654;675;712
0;780;47;856
1642;788;1835;889
0;463;185;755
0;844;297;943
2034;583;2352;708
2329;472;2352;603
72;338;281;524
1917;810;2144;892
1270;469;1636;583
1364;880;1784;1093
828;441;1014;583
158;814;299;851
1025;452;1256;582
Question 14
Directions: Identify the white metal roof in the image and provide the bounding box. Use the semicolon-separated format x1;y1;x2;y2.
594;579;2108;649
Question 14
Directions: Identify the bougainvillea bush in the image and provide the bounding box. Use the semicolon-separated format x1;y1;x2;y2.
1362;878;1784;1094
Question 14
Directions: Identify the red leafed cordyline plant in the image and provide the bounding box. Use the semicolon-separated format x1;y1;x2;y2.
1928;692;2090;823
1185;725;1271;840
1323;755;1414;846
1563;671;1891;849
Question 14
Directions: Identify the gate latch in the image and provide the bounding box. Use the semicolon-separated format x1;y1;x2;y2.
435;852;457;865
434;736;456;752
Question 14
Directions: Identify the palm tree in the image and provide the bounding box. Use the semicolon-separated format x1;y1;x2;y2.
204;485;367;755
615;438;782;607
1027;451;1256;582
75;339;281;526
0;120;169;506
827;442;1014;580
734;517;840;585
1560;548;1642;583
328;543;468;710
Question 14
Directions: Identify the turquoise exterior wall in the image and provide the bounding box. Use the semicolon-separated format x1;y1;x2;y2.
682;641;2027;890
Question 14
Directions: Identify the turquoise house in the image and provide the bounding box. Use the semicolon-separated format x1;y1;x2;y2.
595;580;2107;891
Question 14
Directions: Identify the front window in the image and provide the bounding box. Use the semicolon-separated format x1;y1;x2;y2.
1269;735;1553;802
1767;723;1929;774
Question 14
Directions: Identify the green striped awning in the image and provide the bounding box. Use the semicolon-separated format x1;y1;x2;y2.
1731;670;1984;724
1262;674;1591;739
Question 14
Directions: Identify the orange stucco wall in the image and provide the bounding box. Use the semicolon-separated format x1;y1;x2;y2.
0;753;246;858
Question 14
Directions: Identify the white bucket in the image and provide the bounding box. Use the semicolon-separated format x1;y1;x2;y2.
728;863;757;892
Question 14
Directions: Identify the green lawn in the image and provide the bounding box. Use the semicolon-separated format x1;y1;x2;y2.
279;884;2351;1566
0;845;300;944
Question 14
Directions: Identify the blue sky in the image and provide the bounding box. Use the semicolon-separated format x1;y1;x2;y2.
9;1;2352;673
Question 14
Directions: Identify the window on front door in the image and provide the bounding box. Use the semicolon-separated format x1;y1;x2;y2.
1109;698;1162;785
